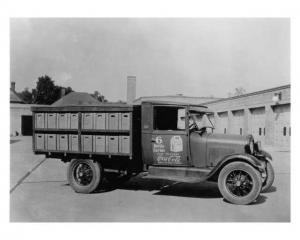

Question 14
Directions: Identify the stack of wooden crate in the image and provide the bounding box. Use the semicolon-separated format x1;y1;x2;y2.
34;112;131;155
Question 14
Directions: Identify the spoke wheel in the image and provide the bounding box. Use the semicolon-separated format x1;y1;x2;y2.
74;163;93;186
68;159;103;193
226;170;253;197
218;161;262;205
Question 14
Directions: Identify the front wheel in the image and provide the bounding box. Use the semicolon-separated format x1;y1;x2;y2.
218;162;262;205
67;159;103;193
261;161;275;193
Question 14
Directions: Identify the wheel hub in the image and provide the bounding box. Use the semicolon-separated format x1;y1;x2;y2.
226;170;253;197
74;163;93;186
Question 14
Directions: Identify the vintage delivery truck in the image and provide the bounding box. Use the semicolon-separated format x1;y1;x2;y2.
31;94;274;205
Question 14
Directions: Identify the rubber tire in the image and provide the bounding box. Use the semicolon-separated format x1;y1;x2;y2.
68;159;103;193
261;161;275;193
218;161;262;205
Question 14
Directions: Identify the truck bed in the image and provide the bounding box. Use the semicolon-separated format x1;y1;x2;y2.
31;104;137;159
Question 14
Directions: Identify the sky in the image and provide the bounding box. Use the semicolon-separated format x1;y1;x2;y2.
10;18;290;101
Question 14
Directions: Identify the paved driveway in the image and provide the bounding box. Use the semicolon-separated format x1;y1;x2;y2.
10;137;290;222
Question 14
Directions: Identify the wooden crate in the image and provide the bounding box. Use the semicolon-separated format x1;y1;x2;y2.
93;135;106;152
68;134;79;152
94;113;106;130
46;113;57;129
81;135;93;152
35;113;45;129
57;134;68;151
35;134;45;150
70;113;79;129
119;136;130;154
119;113;130;130
46;134;57;150
106;136;119;153
82;113;94;129
107;113;119;130
57;113;70;129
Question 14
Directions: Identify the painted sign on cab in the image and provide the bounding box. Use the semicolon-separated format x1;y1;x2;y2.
170;136;183;152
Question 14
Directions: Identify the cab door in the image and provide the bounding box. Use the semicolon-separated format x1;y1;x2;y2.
141;103;190;166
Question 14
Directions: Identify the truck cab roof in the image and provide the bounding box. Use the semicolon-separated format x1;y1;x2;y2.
139;100;213;114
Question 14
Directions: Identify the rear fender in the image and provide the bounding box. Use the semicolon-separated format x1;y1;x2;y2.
207;153;266;181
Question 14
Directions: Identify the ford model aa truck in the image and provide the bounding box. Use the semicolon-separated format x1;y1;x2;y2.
31;100;274;205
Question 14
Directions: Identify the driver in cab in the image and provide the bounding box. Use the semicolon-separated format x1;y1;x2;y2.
188;113;213;133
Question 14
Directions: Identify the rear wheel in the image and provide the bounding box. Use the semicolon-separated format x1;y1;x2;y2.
218;162;262;205
68;159;103;193
261;161;275;193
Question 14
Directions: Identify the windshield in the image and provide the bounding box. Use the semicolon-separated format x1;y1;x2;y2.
189;112;214;130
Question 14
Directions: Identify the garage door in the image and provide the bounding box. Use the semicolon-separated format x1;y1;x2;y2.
231;110;244;135
216;112;228;134
249;107;266;143
273;104;290;147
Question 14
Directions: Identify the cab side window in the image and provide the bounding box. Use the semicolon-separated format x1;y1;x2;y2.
153;106;186;130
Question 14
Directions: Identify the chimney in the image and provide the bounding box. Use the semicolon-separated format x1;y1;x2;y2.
60;88;66;98
127;76;136;104
11;82;16;91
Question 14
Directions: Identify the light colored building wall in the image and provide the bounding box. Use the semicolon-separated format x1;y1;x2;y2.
10;104;32;136
205;85;290;147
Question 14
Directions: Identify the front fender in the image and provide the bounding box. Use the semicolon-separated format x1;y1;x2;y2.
207;153;266;181
259;149;272;161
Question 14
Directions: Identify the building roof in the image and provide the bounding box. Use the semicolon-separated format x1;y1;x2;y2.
51;92;101;106
10;89;25;104
202;84;291;105
133;95;221;105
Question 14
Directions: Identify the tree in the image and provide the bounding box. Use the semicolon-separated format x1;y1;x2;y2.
19;87;33;104
91;90;107;102
65;86;73;95
31;75;106;105
228;87;246;97
31;75;75;104
33;75;61;104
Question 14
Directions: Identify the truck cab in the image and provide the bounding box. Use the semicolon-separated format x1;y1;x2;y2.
138;101;274;204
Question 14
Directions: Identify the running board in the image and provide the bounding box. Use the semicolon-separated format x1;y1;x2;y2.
143;166;211;183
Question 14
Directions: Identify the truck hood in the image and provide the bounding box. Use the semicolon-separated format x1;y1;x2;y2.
204;133;252;166
206;133;250;147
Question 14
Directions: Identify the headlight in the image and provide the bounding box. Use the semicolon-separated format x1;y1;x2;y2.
254;141;261;152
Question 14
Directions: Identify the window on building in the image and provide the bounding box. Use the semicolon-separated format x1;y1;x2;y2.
240;128;242;135
283;127;286;136
289;127;291;136
259;128;262;136
224;128;226;134
153;106;186;130
264;128;265;136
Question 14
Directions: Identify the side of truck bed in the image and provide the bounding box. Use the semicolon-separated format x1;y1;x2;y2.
31;104;136;160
